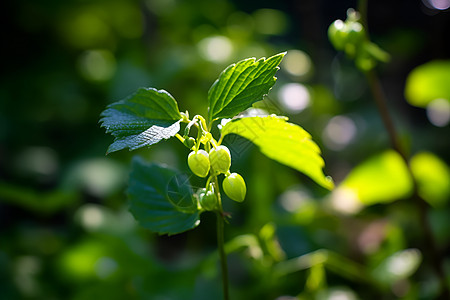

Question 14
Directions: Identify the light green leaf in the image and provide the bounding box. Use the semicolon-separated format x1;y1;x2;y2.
127;158;200;235
100;88;182;153
410;152;450;207
404;60;450;107
220;115;334;190
207;53;285;123
337;150;413;206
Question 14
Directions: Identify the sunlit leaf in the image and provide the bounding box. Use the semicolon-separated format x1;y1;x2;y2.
410;152;450;207
100;88;182;153
207;53;285;123
338;150;413;205
404;60;450;107
220;115;334;190
127;158;200;235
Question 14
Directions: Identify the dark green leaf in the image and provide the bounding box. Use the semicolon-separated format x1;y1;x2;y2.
207;53;285;123
220;115;334;190
127;158;200;235
100;88;182;153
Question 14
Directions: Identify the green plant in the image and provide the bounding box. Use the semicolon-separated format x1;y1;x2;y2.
100;52;333;299
328;4;450;299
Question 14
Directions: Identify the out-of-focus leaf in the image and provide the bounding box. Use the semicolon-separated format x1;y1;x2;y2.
59;239;110;281
372;249;422;285
410;152;450;207
207;53;284;123
127;158;200;235
100;88;182;153
259;222;285;262
220;115;334;190
404;60;450;107
0;183;78;214
338;150;413;205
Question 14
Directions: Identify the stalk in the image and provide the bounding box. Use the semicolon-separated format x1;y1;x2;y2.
214;175;229;300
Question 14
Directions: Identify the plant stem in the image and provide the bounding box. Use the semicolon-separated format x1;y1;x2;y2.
217;211;229;300
214;176;229;300
365;70;407;160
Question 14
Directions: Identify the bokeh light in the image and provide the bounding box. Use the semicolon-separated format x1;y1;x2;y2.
329;187;363;215
322;116;357;150
78;49;116;82
198;36;233;62
278;83;310;113
282;50;313;78
426;98;450;127
422;0;450;10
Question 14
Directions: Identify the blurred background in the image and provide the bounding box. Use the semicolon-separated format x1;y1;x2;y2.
1;0;449;299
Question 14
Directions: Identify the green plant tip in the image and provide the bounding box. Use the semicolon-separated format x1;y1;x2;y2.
223;173;246;202
188;150;210;177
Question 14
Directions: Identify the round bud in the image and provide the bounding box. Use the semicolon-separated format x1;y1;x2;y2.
223;173;246;202
209;145;231;174
183;137;195;149
346;21;365;45
328;19;347;51
188;150;210;177
200;188;217;211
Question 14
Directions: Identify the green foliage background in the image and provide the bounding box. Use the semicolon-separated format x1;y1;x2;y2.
1;0;449;299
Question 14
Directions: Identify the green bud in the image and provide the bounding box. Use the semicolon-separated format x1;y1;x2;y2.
209;145;231;174
183;137;195;149
199;186;217;211
346;21;365;45
328;19;347;51
223;173;246;202
188;150;210;177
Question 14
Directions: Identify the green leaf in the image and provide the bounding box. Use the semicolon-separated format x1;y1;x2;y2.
404;60;450;107
207;52;285;123
100;88;183;153
220;115;334;190
127;158;200;235
410;152;450;207
337;150;413;207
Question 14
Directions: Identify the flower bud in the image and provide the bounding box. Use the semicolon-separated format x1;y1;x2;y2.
199;186;217;211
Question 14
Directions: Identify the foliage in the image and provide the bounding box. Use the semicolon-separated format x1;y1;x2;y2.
1;0;449;299
100;53;332;237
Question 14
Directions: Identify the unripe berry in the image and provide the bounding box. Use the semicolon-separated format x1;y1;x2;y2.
199;187;217;211
209;145;231;174
223;173;246;202
188;150;210;177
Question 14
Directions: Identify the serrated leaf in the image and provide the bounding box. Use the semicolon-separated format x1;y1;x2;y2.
220;115;334;190
207;53;285;123
100;88;182;153
127;158;200;235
